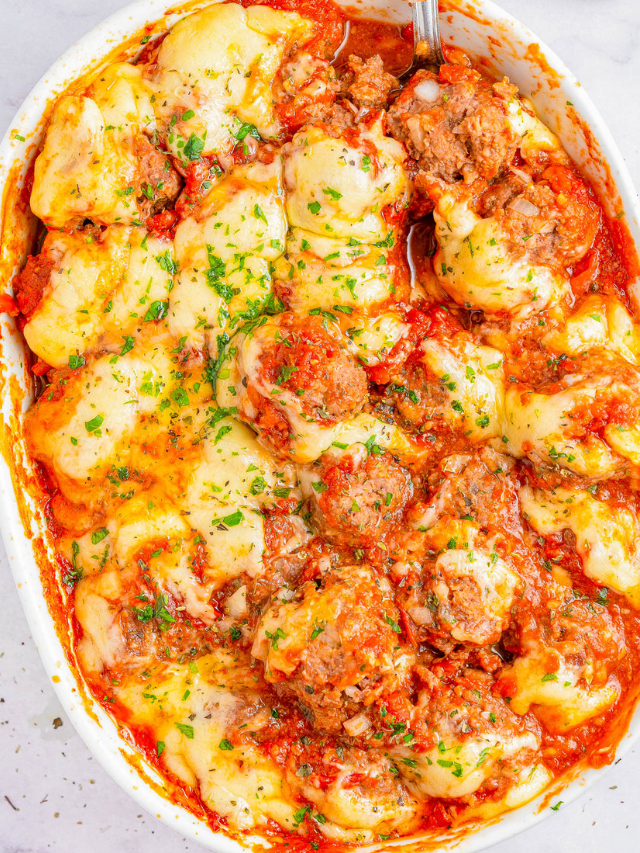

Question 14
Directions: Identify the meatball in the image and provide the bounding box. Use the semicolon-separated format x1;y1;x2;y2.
397;547;520;649
252;565;407;734
502;350;640;480
218;314;368;463
308;444;413;549
285;743;418;835
257;315;367;424
499;580;627;732
298;338;362;420
387;67;520;183
75;565;200;676
133;133;182;219
417;448;522;534
388;332;505;444
397;449;523;649
391;671;543;801
340;54;399;110
479;165;600;270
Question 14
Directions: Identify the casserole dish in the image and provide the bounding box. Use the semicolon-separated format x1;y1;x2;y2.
1;0;639;850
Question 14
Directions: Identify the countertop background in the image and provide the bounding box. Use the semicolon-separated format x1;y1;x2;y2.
1;0;639;850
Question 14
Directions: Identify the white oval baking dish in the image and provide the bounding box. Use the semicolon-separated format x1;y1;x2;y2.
1;1;639;850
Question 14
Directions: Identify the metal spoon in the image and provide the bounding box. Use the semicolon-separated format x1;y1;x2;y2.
400;0;445;80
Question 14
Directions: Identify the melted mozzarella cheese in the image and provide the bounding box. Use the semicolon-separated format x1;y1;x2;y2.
543;294;640;363
24;228;131;367
289;752;419;840
394;727;538;800
25;355;139;491
153;3;312;156
75;568;134;673
111;495;220;623
459;764;552;823
112;497;187;562
432;188;567;315
421;334;505;441
184;414;297;586
170;161;286;354
327;412;413;458
284;121;408;241
520;485;640;607
24;227;175;367
30;64;156;229
277;227;396;312
344;312;408;366
90;62;156;132
502;379;625;479
502;642;620;732
505;97;565;166
110;650;298;831
108;232;176;334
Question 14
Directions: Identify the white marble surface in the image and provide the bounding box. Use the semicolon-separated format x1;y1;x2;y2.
1;0;640;850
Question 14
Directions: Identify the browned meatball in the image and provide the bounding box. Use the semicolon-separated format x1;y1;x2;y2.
487;165;600;270
309;444;413;549
420;448;523;535
518;594;627;695
133;133;182;218
387;66;519;184
396;449;523;651
252;565;406;734
259;315;368;425
340;54;399;110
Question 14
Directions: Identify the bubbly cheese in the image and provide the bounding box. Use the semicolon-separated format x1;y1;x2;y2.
520;485;640;607
108;233;176;334
30;63;157;229
502;642;620;732
24;355;139;491
421;333;505;441
24;228;131;367
394;726;538;800
24;227;175;367
170;160;286;354
543;294;640;363
284;121;408;241
184;414;297;586
501;377;627;479
276;227;396;312
153;3;313;156
432;188;567;315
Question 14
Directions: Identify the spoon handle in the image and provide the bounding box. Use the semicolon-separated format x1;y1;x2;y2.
413;0;446;67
